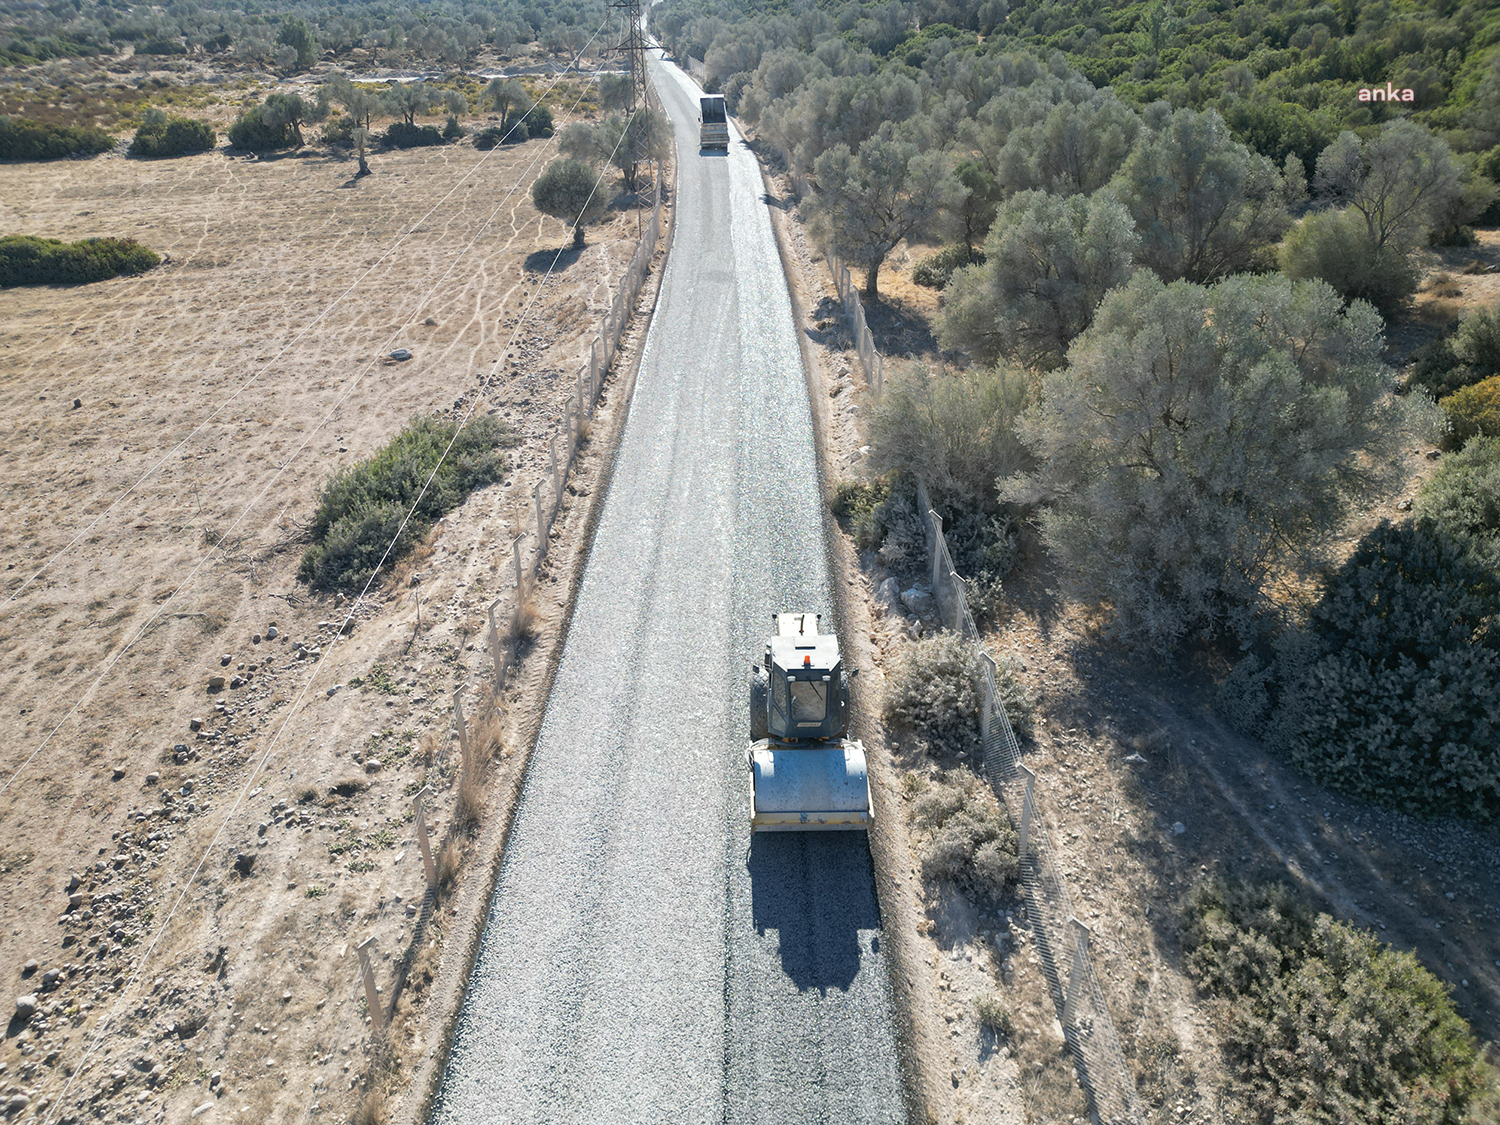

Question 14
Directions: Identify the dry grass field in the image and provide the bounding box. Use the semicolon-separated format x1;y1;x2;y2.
0;133;653;1122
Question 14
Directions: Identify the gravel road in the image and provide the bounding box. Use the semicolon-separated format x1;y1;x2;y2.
428;52;906;1125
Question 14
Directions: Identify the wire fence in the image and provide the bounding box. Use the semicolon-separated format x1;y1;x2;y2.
474;170;664;709
917;479;1142;1125
827;253;884;399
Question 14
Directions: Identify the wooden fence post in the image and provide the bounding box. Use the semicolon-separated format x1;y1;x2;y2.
412;785;437;891
355;936;385;1033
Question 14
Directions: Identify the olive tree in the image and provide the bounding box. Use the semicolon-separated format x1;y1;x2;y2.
1007;272;1419;652
810;128;953;302
484;77;529;135
1113;106;1293;283
277;15;317;70
384;81;434;126
938;188;1138;371
1312;120;1463;252
531;158;606;249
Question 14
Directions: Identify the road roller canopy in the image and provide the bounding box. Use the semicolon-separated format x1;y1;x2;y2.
764;612;846;742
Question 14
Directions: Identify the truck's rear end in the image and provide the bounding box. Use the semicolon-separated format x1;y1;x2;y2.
699;94;729;151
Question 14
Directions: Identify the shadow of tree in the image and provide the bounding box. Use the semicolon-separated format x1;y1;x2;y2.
523;246;582;273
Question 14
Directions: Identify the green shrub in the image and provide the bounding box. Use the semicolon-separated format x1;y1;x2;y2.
975;993;1013;1036
442;115;463;140
1184;878;1484;1125
1453;301;1500;382
1219;521;1500;822
321;114;356;148
1414;436;1500;566
385;121;444;149
884;631;981;755
1438;373;1500;450
524;101;554;138
299;415;514;592
910;772;1017;901
227;105;295;151
1404;335;1481;400
912;244;981;289
0;235;160;287
0;116;114;161
1280;205;1419;315
129;110;215;158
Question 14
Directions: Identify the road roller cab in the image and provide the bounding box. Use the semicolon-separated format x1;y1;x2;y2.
748;613;871;831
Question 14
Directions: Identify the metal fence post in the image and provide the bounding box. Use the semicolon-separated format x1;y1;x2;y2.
452;686;469;765
355;936;384;1033
1062;918;1090;1027
928;509;943;593
413;785;437;890
1018;763;1035;858
979;651;996;743
512;536;523;592
533;479;545;557
549;435;560;506
487;595;504;681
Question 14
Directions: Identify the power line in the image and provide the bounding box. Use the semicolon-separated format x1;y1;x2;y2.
0;26;612;809
43;96;645;1125
0;40;602;619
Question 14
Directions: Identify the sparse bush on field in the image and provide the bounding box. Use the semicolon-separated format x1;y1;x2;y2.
0;235;160;287
298;415;514;592
1219;520;1500;822
910;772;1018;901
385;121;444;149
1439;373;1500;451
975;992;1013;1036
884;631;981;754
129;108;215;158
0;115;114;160
1184;878;1485;1125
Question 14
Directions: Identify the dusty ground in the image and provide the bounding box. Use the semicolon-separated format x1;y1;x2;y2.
0;111;665;1122
760;149;1500;1125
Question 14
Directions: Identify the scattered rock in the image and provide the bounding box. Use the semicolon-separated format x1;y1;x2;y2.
21;961;37;977
389;348;412;361
14;995;36;1022
192;1103;214;1119
900;586;936;617
423;316;438;326
873;577;902;616
1425;449;1441;460
6;1093;29;1112
111;767;125;781
207;675;225;690
145;773;159;786
252;633;261;645
40;969;60;990
266;626;278;640
219;655;231;667
1124;752;1148;765
364;759;383;774
1172;821;1186;835
232;853;256;876
1396;498;1413;511
189;718;203;732
326;685;341;698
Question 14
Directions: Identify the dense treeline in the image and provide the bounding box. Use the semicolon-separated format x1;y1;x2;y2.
677;0;1499;825
0;0;606;71
0;235;159;286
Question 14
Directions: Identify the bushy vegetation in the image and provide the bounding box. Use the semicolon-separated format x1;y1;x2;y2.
1404;299;1500;401
868;363;1031;513
1439;374;1500;451
911;243;979;289
0;235;159;286
1415;437;1500;568
884;631;983;755
0;116;114;161
384;121;444;148
1220;520;1500;822
1184;878;1485;1125
129;108;215;158
909;772;1018;903
299;415;513;592
228;93;313;151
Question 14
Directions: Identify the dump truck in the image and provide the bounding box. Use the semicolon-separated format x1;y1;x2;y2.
748;612;872;831
699;94;729;151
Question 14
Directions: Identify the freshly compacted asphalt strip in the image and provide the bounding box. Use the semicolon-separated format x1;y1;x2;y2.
429;51;906;1125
